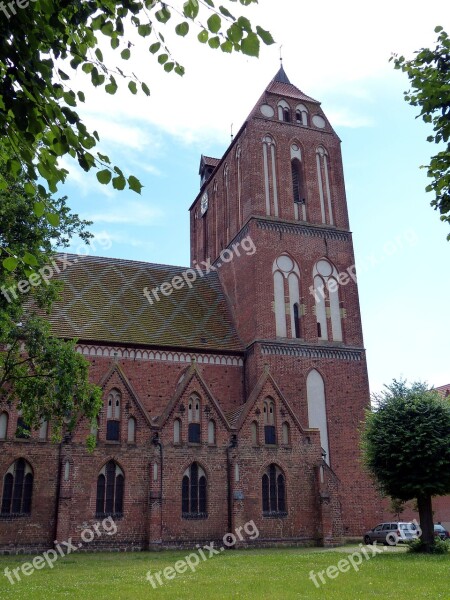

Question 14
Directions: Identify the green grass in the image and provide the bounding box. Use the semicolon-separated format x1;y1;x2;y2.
0;545;449;599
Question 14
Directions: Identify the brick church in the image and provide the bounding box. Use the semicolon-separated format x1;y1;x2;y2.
1;66;393;553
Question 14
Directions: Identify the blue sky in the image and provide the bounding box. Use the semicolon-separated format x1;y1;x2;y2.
58;0;449;393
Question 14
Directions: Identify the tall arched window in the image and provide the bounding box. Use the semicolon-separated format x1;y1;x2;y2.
127;417;136;443
223;164;229;241
282;422;290;446
15;413;30;439
251;421;258;445
236;146;242;230
96;460;124;517
291;143;307;221
173;418;181;444
263;398;276;444
1;458;33;516
277;99;291;122
182;462;207;518
262;464;286;516
316;146;333;225
39;420;48;441
207;420;215;445
0;412;8;440
313;259;343;342
272;254;302;338
262;135;278;217
307;369;330;465
106;389;121;441
188;394;201;443
296;104;309;126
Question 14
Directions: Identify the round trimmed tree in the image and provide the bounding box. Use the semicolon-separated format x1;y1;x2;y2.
362;380;450;551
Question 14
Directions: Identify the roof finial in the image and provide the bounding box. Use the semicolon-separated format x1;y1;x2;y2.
230;123;233;142
279;44;283;65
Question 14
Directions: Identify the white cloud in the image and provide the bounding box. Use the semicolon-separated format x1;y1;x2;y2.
87;200;163;225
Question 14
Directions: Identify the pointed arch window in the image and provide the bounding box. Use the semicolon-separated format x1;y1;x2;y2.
207;420;216;445
316;146;333;225
277;99;291;122
39;420;48;441
182;462;207;519
291;143;307;221
263;398;276;445
296;104;309;126
282;422;290;446
106;389;121;441
307;369;330;465
262;464;286;516
251;421;259;446
1;458;33;516
127;417;136;443
173;418;181;444
262;135;279;217
0;412;8;440
96;460;124;517
236;146;243;230
188;394;201;443
272;254;302;339
15;414;30;439
313;259;343;342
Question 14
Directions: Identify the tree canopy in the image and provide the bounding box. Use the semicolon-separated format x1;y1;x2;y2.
392;26;450;240
0;168;102;445
361;379;450;550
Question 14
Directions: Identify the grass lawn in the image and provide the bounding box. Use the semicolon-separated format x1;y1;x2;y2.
0;545;449;599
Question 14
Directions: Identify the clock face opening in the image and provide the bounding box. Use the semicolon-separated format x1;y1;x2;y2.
200;191;209;216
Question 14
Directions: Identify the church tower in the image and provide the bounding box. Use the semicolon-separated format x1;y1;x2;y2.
190;66;378;534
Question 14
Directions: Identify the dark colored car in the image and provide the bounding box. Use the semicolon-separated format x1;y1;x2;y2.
434;524;450;540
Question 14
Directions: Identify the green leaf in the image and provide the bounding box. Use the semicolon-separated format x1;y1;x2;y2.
207;14;221;34
58;69;70;81
158;53;168;64
175;21;190;37
95;48;103;62
33;201;45;217
24;182;36;196
23;252;38;266
141;82;150;96
112;175;126;190
164;62;174;72
128;175;143;193
149;42;161;53
241;32;260;57
96;169;112;185
256;25;275;45
105;76;118;95
138;23;152;37
46;212;60;227
128;81;138;94
183;0;199;19
111;37;120;49
198;29;209;43
228;23;243;43
121;48;131;60
208;36;220;49
219;5;234;19
155;6;171;24
3;257;19;272
221;40;233;53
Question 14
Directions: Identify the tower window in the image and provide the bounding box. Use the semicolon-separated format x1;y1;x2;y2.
263;399;276;445
293;303;301;338
277;99;291;123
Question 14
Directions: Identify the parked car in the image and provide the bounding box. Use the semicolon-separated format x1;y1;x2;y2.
434;524;450;540
364;522;420;546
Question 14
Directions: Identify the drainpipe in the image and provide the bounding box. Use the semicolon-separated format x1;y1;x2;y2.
226;434;238;543
152;433;163;541
53;434;68;546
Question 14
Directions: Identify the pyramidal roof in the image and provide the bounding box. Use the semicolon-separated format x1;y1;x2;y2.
265;64;320;104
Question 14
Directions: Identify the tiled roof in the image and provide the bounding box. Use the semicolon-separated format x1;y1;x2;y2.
435;384;450;398
203;156;220;167
266;80;320;104
47;254;243;352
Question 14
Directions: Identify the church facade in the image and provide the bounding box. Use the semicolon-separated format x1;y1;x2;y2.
0;67;385;553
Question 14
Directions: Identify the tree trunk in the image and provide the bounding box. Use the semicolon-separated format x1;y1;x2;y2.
417;494;434;552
